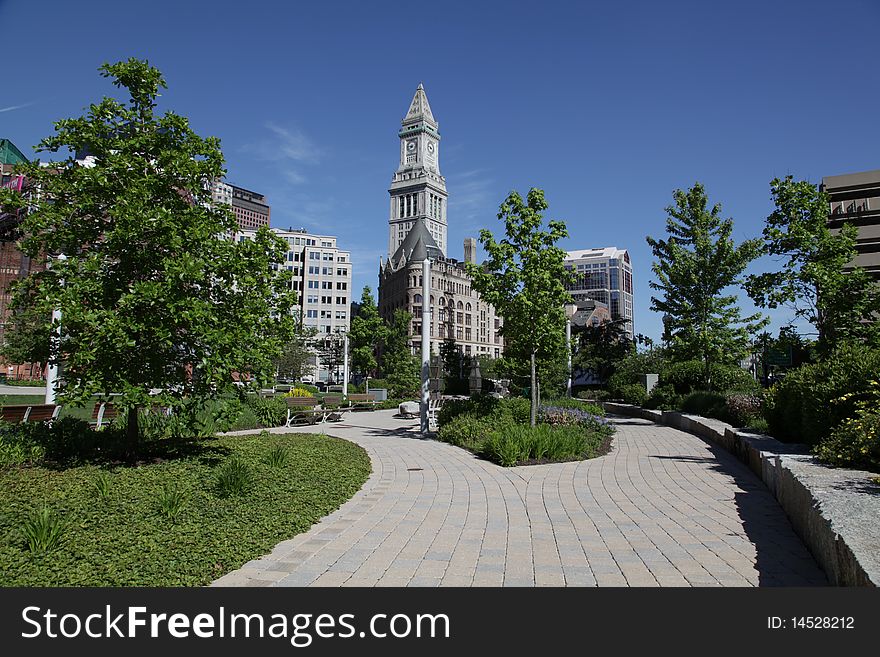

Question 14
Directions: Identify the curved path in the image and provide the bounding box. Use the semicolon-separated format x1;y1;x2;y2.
212;410;826;587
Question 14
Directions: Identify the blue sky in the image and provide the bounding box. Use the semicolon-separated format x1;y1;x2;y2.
2;0;878;342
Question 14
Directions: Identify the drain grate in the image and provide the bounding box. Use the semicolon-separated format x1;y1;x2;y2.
407;467;423;471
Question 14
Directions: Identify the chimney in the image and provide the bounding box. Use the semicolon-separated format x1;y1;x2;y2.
463;237;477;264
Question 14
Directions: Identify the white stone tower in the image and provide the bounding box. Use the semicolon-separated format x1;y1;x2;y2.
388;83;448;258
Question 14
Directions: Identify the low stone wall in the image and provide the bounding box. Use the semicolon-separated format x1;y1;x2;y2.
602;402;879;587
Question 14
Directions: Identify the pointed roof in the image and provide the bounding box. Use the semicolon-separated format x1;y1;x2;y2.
403;83;437;127
391;218;443;266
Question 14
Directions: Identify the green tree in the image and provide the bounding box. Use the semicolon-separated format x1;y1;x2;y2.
275;321;317;381
467;188;572;426
573;317;635;384
745;177;880;351
348;286;385;377
381;309;419;397
0;59;295;450
646;183;766;388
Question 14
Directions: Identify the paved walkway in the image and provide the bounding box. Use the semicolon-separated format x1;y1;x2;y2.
212;410;826;587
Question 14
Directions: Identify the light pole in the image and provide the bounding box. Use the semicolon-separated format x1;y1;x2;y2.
420;256;431;434
45;253;67;405
564;302;578;398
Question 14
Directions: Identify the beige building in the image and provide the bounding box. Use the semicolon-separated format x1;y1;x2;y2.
378;86;502;358
821;169;880;280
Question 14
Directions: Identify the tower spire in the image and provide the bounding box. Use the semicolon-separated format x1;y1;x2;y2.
404;83;437;127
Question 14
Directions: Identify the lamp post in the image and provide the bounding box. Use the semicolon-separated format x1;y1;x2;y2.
45;253;67;405
564;302;578;398
420;257;431;434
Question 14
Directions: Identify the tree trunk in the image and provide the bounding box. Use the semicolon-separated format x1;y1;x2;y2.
126;406;140;458
530;350;537;427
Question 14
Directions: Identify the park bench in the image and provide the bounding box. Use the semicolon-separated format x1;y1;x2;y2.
428;398;443;431
347;393;378;411
285;396;323;427
91;402;120;430
1;404;61;424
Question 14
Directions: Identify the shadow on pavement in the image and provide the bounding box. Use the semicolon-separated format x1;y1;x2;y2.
652;447;828;586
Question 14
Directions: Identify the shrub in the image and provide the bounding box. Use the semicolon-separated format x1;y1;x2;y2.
577;388;608;402
614;383;647;406
661;360;758;395
437;414;498;449
539;405;614;435
479;424;604;467
215;458;253;497
681;391;726;417
20;506;66;554
724;393;763;428
606;350;666;398
814;380;880;473
157;484;186;520
436;395;530;427
644;384;681;411
816;411;880;473
764;342;880;445
0;421;45;467
243;395;287;428
285;387;314;398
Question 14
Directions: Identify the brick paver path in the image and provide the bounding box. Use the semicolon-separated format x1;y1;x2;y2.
212;410;826;587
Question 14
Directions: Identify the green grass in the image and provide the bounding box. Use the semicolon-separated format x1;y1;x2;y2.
0;432;370;586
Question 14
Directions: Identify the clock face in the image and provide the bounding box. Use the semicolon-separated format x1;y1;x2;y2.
427;142;435;154
406;141;416;152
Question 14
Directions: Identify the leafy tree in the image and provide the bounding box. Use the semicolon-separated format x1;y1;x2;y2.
467;188;572;425
274;321;317;381
745;177;880;351
381;309;419;397
348;286;385;377
0;59;295;450
646;183;766;388
572;317;635;384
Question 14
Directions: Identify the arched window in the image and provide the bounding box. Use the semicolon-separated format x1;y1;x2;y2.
414;294;422;303
457;301;464;310
439;297;446;306
465;303;472;312
430;295;435;304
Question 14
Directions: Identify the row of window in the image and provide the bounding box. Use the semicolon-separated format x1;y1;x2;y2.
305;296;348;305
304;310;348;320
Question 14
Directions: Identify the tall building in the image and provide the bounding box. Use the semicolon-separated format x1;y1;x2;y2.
388;83;448;258
237;227;352;336
378;86;502;358
0;138;44;380
564;247;634;338
821;169;880;280
231;184;270;231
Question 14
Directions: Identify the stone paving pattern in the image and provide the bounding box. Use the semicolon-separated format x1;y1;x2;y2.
212;410;826;587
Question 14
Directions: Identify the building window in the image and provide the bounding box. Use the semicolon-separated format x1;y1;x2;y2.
336;296;347;305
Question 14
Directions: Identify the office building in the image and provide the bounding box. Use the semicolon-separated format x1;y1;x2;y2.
821;169;880;280
564;247;634;338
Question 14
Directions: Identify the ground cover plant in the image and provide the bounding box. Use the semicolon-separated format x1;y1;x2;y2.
0;430;370;586
437;395;614;467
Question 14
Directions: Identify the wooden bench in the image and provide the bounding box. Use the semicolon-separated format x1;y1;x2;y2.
91;402;120;430
1;404;61;424
285;396;322;426
347;393;378;411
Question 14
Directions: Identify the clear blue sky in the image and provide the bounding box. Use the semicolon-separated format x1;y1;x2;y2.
2;0;878;342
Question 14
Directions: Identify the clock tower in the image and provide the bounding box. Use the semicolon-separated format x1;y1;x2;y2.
388;83;448;258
